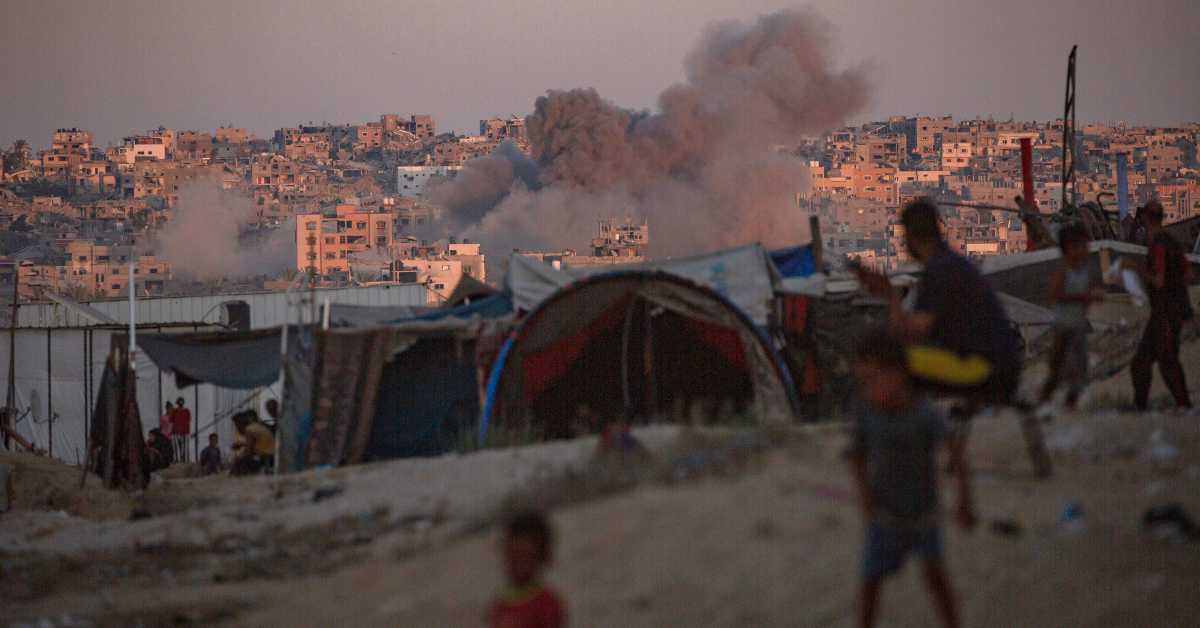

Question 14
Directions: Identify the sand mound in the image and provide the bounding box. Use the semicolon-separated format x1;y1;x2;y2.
0;450;133;521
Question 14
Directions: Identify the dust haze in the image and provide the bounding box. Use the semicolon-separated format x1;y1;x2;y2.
432;8;871;257
153;181;294;280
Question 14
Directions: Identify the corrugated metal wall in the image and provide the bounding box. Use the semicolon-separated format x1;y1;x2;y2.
14;283;427;329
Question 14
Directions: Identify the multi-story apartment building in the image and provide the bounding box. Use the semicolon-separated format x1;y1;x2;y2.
175;131;214;160
18;240;170;300
915;116;955;157
214;126;250;144
941;142;973;171
396;165;461;198
295;204;394;275
1146;146;1183;182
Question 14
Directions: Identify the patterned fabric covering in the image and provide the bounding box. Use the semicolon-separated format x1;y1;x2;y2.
303;328;395;467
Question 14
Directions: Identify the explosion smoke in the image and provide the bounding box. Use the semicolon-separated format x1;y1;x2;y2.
432;8;870;257
154;181;294;280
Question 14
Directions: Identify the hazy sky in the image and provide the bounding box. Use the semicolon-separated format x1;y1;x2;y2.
2;0;1197;149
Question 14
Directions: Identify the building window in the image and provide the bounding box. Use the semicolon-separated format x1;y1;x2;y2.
441;264;451;271
305;222;317;231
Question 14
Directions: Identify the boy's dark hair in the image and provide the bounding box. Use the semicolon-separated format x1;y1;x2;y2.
208;433;218;441
1057;223;1090;251
506;510;554;560
854;328;909;372
901;198;943;242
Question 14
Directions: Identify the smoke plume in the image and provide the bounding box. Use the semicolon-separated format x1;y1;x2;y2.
154;181;294;280
434;8;870;257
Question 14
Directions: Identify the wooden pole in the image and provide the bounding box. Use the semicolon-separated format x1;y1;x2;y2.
808;215;824;272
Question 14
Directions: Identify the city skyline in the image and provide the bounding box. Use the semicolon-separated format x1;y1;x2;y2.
2;0;1198;148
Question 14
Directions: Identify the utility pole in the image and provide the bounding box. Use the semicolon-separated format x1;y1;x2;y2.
4;263;18;450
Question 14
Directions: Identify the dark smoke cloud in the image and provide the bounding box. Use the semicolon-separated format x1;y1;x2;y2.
436;8;870;257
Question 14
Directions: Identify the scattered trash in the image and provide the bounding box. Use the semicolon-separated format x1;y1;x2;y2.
1142;503;1199;541
1146;429;1179;464
989;518;1023;537
1059;502;1087;534
312;484;345;503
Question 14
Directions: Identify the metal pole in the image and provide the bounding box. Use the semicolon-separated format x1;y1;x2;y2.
128;262;136;369
82;329;88;443
47;328;52;457
5;264;18;449
1116;153;1130;220
193;323;199;463
1020;137;1035;207
156;325;163;417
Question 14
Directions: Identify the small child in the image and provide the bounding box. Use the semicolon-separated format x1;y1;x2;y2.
846;329;975;628
200;433;222;475
1039;224;1103;409
488;510;566;628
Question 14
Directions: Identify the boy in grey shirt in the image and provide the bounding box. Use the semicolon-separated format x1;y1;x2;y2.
846;329;976;628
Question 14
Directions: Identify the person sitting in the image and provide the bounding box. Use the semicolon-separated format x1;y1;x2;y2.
146;428;174;472
200;433;222;475
230;411;275;476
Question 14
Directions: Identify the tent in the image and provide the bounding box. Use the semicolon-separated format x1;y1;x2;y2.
506;244;781;327
480;272;800;443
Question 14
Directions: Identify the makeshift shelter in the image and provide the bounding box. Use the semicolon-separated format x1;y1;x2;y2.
481;272;799;442
88;345;149;490
279;295;517;472
506;244;781;327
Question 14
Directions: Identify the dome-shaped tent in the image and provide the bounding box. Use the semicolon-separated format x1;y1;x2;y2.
480;272;799;442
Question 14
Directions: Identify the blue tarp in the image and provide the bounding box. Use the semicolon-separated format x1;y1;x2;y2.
397;292;513;324
769;245;816;278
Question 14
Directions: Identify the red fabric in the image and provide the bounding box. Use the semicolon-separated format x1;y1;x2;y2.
1151;241;1167;279
158;413;174;437
685;317;747;370
801;355;821;395
172;407;192;435
489;587;565;628
781;295;810;336
521;295;632;402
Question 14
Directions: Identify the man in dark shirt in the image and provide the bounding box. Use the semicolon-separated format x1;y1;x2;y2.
856;198;1049;477
857;198;1021;400
1129;200;1192;410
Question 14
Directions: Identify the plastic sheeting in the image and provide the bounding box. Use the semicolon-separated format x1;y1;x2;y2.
0;326;275;464
505;244;780;326
139;329;282;389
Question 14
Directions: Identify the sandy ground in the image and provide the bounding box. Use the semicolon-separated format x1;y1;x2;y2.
5;337;1200;627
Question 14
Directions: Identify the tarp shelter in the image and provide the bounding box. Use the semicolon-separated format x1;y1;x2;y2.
481;272;799;443
278;295;518;472
506;244;780;327
138;329;282;389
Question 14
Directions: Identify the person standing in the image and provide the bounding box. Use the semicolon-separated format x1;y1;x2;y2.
172;397;192;462
847;330;974;628
854;198;1050;477
1129;200;1192;410
1039;225;1104;409
158;401;174;441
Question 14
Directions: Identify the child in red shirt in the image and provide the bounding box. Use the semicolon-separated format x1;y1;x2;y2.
488;510;566;628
